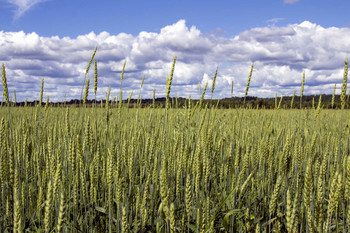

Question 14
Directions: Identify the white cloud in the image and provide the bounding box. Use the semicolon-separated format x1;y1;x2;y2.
6;0;47;18
209;28;228;36
1;20;350;102
284;0;300;4
266;18;285;25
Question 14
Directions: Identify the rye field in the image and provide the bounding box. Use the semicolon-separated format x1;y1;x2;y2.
0;53;350;232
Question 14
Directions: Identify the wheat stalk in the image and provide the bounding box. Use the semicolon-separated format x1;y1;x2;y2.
211;67;218;99
244;63;254;106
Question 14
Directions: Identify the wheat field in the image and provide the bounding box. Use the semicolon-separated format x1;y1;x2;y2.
0;54;349;232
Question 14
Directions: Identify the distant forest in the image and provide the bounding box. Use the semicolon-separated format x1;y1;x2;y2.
4;94;349;109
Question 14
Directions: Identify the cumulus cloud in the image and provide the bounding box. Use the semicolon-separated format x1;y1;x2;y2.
6;0;48;18
1;19;350;101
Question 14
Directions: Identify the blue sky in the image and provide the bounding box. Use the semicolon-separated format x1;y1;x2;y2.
1;0;350;101
2;0;350;37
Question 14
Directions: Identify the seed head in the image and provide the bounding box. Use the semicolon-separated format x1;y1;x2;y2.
2;64;9;104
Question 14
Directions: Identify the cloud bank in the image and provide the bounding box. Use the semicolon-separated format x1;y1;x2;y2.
1;20;350;101
6;0;47;18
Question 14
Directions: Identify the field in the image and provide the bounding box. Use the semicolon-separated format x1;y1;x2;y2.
1;56;350;232
1;105;350;232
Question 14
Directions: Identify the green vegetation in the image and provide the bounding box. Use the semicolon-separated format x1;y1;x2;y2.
0;54;350;232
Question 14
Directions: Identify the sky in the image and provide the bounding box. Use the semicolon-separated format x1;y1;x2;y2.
1;0;350;101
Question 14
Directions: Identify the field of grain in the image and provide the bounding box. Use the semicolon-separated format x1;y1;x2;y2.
1;54;350;232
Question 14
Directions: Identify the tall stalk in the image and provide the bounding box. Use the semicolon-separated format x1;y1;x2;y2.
298;71;305;134
339;59;348;169
94;59;98;135
118;60;126;123
1;64;13;153
243;64;254;107
211;67;218;100
300;71;305;110
231;80;234;98
137;74;145;108
163;56;176;149
239;64;254;138
80;47;97;107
